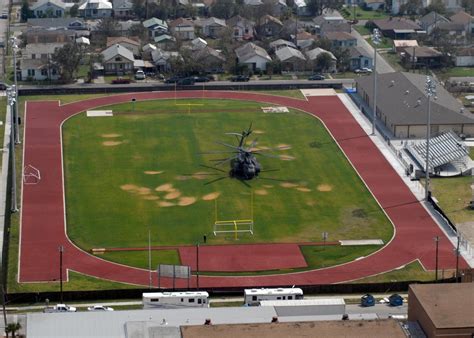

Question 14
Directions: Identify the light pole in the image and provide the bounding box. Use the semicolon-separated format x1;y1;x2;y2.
59;245;64;303
196;242;200;290
434;236;439;282
371;28;381;135
424;76;436;200
10;37;20;145
455;235;460;282
6;88;18;213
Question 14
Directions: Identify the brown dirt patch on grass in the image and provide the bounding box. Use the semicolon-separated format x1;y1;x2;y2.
254;189;268;196
280;155;295;161
263;185;274;189
102;141;123;146
297;187;312;192
306;200;317;206
276;144;292;150
253;130;265;134
176;175;192;181
144;171;163;175
158;201;175;207
280;182;298;188
317;184;333;192
136;187;152;195
193;172;212;180
155;183;174;192
101;133;121;138
164;191;181;200
143;195;159;200
202;192;221;201
120;184;138;191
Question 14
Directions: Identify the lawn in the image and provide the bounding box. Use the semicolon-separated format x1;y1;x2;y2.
62;98;393;269
353;25;372;36
382;52;406;72
435;67;474;81
340;6;389;20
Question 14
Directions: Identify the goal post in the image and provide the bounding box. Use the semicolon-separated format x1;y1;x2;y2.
213;192;254;239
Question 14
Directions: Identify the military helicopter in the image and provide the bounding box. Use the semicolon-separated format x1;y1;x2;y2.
200;124;283;185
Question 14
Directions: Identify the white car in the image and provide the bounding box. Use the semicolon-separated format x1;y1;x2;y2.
354;67;373;74
87;305;114;312
135;70;146;80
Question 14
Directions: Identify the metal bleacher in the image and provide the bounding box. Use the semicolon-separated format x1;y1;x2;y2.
406;131;469;171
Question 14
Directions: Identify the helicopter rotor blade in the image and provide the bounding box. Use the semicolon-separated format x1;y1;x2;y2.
238;179;252;188
199;150;238;154
204;176;228;185
200;164;227;173
253;152;282;159
214;156;237;167
260;168;280;173
215;141;240;150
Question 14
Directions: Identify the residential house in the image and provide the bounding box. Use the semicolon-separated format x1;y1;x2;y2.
143;17;169;39
363;0;384;10
436;21;466;44
449;11;474;35
391;0;431;14
194;46;226;73
20;42;64;81
269;39;296;51
324;31;357;48
169;18;195;40
401;46;442;68
305;47;337;73
455;47;474;66
235;42;272;71
356;72;474;138
154;34;176;49
27;18;88;31
296;31;316;50
268;0;288;17
293;0;310;16
78;0;113;18
418;11;449;34
371;17;422;39
106;36;140;56
393;40;418;53
117;19;141;35
112;0;134;19
191;37;207;50
151;48;181;73
195;17;227;39
31;0;66;18
142;43;157;60
256;15;283;38
314;19;351;36
275;46;306;71
227;15;255;41
101;44;135;75
349;46;373;70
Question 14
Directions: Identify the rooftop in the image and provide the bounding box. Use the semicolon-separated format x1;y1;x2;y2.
372;17;421;31
403;46;441;58
450;10;473;25
410;283;474;329
235;42;271;62
324;31;355;41
106;36;140;47
101;44;134;62
31;0;66;10
275;46;306;62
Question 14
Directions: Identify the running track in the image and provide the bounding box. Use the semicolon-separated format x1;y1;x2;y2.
19;91;467;288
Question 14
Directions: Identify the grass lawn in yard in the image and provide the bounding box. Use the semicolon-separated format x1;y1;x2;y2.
353;261;441;283
353;25;372;36
382;52;407;72
62;98;393;269
435;67;474;81
341;6;389;20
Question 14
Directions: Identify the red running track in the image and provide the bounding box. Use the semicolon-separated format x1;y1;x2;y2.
19;91;467;288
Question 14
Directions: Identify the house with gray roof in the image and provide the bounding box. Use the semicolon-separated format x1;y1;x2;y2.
151;49;181;72
371;17;422;39
256;15;283;38
31;0;66;18
305;47;337;73
78;0;113;18
112;0;134;19
235;42;272;71
227;15;255;41
143;17;169;39
20;42;63;81
269;39;296;51
275;46;306;71
418;11;449;34
195;17;226;39
449;10;474;34
356;72;474;138
349;46;373;70
101;44;135;75
324;31;356;48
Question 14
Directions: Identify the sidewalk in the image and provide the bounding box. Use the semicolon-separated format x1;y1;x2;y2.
338;93;474;267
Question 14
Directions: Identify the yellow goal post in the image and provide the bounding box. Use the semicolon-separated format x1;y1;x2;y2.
213;192;254;238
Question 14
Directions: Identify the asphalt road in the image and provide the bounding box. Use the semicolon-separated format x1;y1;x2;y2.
0;0;8;80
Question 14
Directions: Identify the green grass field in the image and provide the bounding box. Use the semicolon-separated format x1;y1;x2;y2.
62;98;393;270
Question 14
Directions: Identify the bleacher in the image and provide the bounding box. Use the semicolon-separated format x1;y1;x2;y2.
406;131;469;171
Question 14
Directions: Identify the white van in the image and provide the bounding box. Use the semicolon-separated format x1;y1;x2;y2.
142;291;209;309
135;70;146;80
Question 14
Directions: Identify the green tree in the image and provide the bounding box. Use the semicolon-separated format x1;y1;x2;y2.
314;52;333;72
399;0;422;15
332;46;350;72
461;0;473;14
95;18;120;46
52;42;84;82
69;4;79;17
305;0;344;16
210;0;236;19
5;322;21;338
132;0;146;19
424;0;446;14
20;0;33;22
129;23;148;41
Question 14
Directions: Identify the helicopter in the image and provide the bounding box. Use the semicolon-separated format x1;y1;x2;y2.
200;124;283;185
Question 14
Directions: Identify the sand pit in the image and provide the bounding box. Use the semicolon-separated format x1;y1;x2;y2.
317;184;333;192
254;189;268;196
276;144;292;150
297;187;312;192
101;133;121;138
158;201;175;207
178;197;197;206
144;171;163;175
155;183;174;192
143;195;159;200
281;182;298;188
164;191;181;200
102;141;123;146
120;184;138;191
202;192;220;201
136;187;152;195
280;155;295;161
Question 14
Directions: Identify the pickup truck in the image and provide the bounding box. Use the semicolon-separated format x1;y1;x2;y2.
43;304;77;313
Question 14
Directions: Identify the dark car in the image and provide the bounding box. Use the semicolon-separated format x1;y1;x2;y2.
164;76;181;84
388;294;403;307
176;77;195;85
230;75;250;82
193;75;211;82
308;74;325;80
0;82;7;90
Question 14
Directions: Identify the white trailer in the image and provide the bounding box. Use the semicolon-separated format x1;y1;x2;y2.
244;288;304;306
259;298;346;316
142;291;209;309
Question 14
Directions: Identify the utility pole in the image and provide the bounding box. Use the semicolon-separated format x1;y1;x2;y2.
434;236;439;282
10;37;20;145
371;29;381;135
455;235;460;282
59;245;64;303
6;88;18;212
424;77;436;200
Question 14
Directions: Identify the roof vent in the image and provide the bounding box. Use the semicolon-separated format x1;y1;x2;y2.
405;90;409;95
390;80;395;87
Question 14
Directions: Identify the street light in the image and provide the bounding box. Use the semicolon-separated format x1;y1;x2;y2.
10;37;20;145
371;28;381;135
59;245;64;303
434;236;439;282
424;76;436;200
6;88;18;212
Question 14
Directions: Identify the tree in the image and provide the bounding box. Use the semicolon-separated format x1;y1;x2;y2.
52;43;84;82
424;0;446;14
69;4;79;17
461;0;473;15
95;18;120;46
129;23;148;41
305;0;344;16
5;322;21;338
313;37;332;51
20;0;33;22
332;46;350;72
210;0;236;19
314;52;333;72
399;0;422;15
132;0;146;19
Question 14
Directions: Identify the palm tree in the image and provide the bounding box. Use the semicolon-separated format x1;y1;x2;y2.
5;322;21;338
